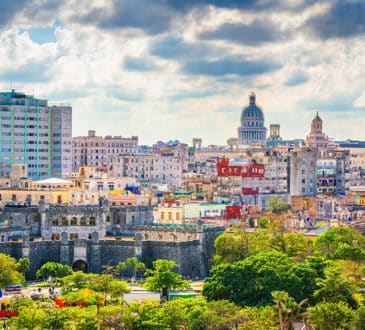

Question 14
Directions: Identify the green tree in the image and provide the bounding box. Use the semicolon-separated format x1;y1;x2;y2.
144;259;191;298
267;196;289;213
203;252;317;307
36;262;72;280
42;305;71;330
159;297;207;329
99;305;129;330
61;271;92;294
258;216;269;228
239;306;278;330
9;305;47;329
126;257;145;283
308;301;355;330
126;299;164;329
213;226;313;265
314;227;365;262
205;300;244;330
116;261;127;279
272;291;307;330
313;264;358;309
214;231;249;264
87;274;130;304
16;257;30;278
354;305;365;330
0;253;24;287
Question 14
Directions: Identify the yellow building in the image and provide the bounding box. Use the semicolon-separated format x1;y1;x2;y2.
153;202;184;224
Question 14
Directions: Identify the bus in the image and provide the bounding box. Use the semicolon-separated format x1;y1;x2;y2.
169;291;196;301
5;285;22;294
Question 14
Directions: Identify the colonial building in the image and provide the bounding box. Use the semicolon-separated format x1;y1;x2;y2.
238;93;267;146
72;130;138;170
305;112;331;154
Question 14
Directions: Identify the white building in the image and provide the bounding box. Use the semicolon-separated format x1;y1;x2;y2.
0;90;72;179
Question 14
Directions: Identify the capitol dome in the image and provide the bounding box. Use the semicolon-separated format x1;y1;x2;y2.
241;93;264;121
238;92;267;145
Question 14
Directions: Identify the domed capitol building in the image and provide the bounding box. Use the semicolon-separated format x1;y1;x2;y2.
238;92;267;146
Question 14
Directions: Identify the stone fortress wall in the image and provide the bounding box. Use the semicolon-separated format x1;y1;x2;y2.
0;202;223;279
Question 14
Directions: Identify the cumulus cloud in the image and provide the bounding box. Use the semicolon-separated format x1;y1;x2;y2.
200;20;281;46
0;0;364;144
306;0;365;39
182;57;281;77
284;71;309;87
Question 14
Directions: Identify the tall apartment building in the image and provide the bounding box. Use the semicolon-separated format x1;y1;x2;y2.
0;90;72;179
289;148;317;197
317;149;350;195
50;105;72;178
72;131;138;170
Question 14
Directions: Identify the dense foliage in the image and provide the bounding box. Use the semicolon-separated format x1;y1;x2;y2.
203;251;318;306
3;224;365;328
0;253;24;287
143;259;191;293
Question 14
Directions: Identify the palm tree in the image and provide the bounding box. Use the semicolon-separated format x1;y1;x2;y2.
116;261;127;280
272;291;308;330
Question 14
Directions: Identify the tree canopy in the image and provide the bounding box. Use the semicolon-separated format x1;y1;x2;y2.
314;227;365;262
0;253;24;287
36;262;72;280
143;259;191;294
267;196;289;213
214;227;313;265
203;252;318;307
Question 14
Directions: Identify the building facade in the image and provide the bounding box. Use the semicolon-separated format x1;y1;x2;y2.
72;131;138;171
0;90;72;179
289;148;317;197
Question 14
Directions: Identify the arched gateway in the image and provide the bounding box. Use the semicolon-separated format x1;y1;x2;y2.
72;260;88;272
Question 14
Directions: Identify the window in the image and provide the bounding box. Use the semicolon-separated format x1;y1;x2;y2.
89;217;96;226
70;233;78;240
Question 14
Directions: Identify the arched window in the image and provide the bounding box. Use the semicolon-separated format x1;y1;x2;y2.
61;217;68;226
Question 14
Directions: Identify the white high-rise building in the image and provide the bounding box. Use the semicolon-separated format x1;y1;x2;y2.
0;90;72;179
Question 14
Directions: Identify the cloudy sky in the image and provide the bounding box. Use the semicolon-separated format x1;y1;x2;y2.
1;0;365;145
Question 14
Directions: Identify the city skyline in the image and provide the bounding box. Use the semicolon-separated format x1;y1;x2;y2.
0;1;365;145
